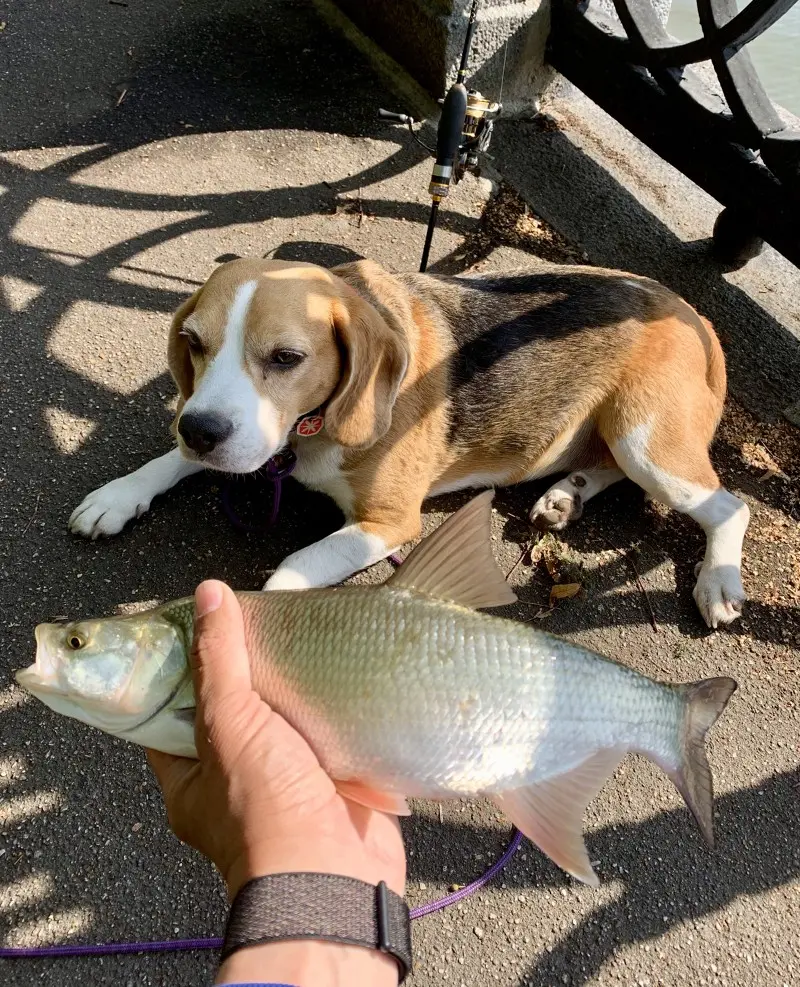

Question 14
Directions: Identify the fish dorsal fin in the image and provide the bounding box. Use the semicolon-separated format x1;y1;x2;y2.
492;747;625;887
388;491;517;610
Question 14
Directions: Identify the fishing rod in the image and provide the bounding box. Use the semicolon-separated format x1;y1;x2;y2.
378;0;503;272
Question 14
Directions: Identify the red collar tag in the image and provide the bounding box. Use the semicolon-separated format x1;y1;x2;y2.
295;414;324;437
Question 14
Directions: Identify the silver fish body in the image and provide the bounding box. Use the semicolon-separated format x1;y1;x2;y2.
224;587;682;800
17;492;736;885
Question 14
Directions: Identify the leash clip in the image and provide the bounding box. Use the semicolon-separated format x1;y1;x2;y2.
265;448;297;480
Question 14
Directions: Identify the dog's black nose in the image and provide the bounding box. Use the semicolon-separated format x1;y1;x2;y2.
178;412;233;455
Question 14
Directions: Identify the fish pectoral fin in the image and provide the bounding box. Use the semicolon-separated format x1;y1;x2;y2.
388;490;517;610
491;747;625;887
335;780;411;817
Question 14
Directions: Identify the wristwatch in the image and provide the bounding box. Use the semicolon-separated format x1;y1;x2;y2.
221;873;412;982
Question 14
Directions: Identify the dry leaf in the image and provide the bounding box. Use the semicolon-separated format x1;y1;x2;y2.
549;582;581;606
742;441;787;479
544;553;560;581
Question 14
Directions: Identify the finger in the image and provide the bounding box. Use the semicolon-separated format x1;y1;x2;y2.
192;580;252;708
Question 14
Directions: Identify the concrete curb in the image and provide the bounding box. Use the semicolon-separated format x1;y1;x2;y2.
310;0;441;122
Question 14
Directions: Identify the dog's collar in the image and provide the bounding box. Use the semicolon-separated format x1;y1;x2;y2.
268;406;325;476
221;406;325;534
292;406;325;437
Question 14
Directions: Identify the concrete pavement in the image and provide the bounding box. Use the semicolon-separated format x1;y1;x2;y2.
1;1;798;985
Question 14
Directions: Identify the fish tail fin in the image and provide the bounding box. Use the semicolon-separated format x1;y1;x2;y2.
665;677;737;848
492;747;625;887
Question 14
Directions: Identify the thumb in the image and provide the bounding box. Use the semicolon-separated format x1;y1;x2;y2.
192;581;252;711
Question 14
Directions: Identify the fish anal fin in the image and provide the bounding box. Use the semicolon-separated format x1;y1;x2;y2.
336;780;411;817
492;747;625;887
388;491;517;610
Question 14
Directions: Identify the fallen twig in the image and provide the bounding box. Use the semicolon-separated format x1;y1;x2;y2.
604;536;658;633
21;492;42;537
505;535;539;582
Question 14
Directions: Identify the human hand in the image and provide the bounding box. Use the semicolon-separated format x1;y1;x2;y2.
146;580;406;902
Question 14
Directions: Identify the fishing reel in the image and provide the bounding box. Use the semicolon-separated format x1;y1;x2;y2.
378;89;501;186
456;90;502;182
378;88;501;271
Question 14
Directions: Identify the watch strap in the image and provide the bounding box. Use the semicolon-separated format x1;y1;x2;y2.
221;873;412;982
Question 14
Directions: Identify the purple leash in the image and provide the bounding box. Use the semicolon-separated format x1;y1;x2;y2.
220;451;297;534
0;830;523;959
219;406;321;534
408;827;523;918
0;937;225;959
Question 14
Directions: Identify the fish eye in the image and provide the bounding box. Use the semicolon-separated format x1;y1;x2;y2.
67;632;86;651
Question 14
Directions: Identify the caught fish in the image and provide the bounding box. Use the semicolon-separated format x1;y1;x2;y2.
17;493;736;886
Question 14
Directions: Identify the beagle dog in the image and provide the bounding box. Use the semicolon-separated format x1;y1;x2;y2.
70;257;749;628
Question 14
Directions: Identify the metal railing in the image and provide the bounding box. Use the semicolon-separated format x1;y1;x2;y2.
547;0;800;268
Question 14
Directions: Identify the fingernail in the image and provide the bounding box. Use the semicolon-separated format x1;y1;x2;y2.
195;580;224;617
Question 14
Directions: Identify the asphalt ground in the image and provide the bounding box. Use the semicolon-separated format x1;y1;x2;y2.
1;1;798;985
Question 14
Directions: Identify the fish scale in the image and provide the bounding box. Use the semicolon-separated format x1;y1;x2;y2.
227;587;683;797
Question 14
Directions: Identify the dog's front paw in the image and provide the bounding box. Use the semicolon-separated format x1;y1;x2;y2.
530;485;583;532
693;562;746;628
69;478;152;539
263;567;313;591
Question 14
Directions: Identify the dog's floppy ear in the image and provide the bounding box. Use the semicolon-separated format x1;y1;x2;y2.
167;287;203;402
325;290;409;449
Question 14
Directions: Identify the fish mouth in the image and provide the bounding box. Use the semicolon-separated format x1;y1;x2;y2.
16;625;60;695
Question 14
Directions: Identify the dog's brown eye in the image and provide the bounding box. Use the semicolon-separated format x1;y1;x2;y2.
269;349;305;370
180;328;204;354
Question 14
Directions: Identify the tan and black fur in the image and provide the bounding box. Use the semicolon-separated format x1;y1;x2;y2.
70;257;748;628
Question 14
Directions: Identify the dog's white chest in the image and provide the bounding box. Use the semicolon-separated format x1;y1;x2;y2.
292;440;354;514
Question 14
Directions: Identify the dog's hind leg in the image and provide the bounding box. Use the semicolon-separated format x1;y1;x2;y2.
606;422;748;628
529;465;625;532
598;314;749;628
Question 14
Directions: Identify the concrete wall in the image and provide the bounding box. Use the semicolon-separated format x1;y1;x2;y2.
332;0;676;115
333;0;552;113
444;0;553;114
